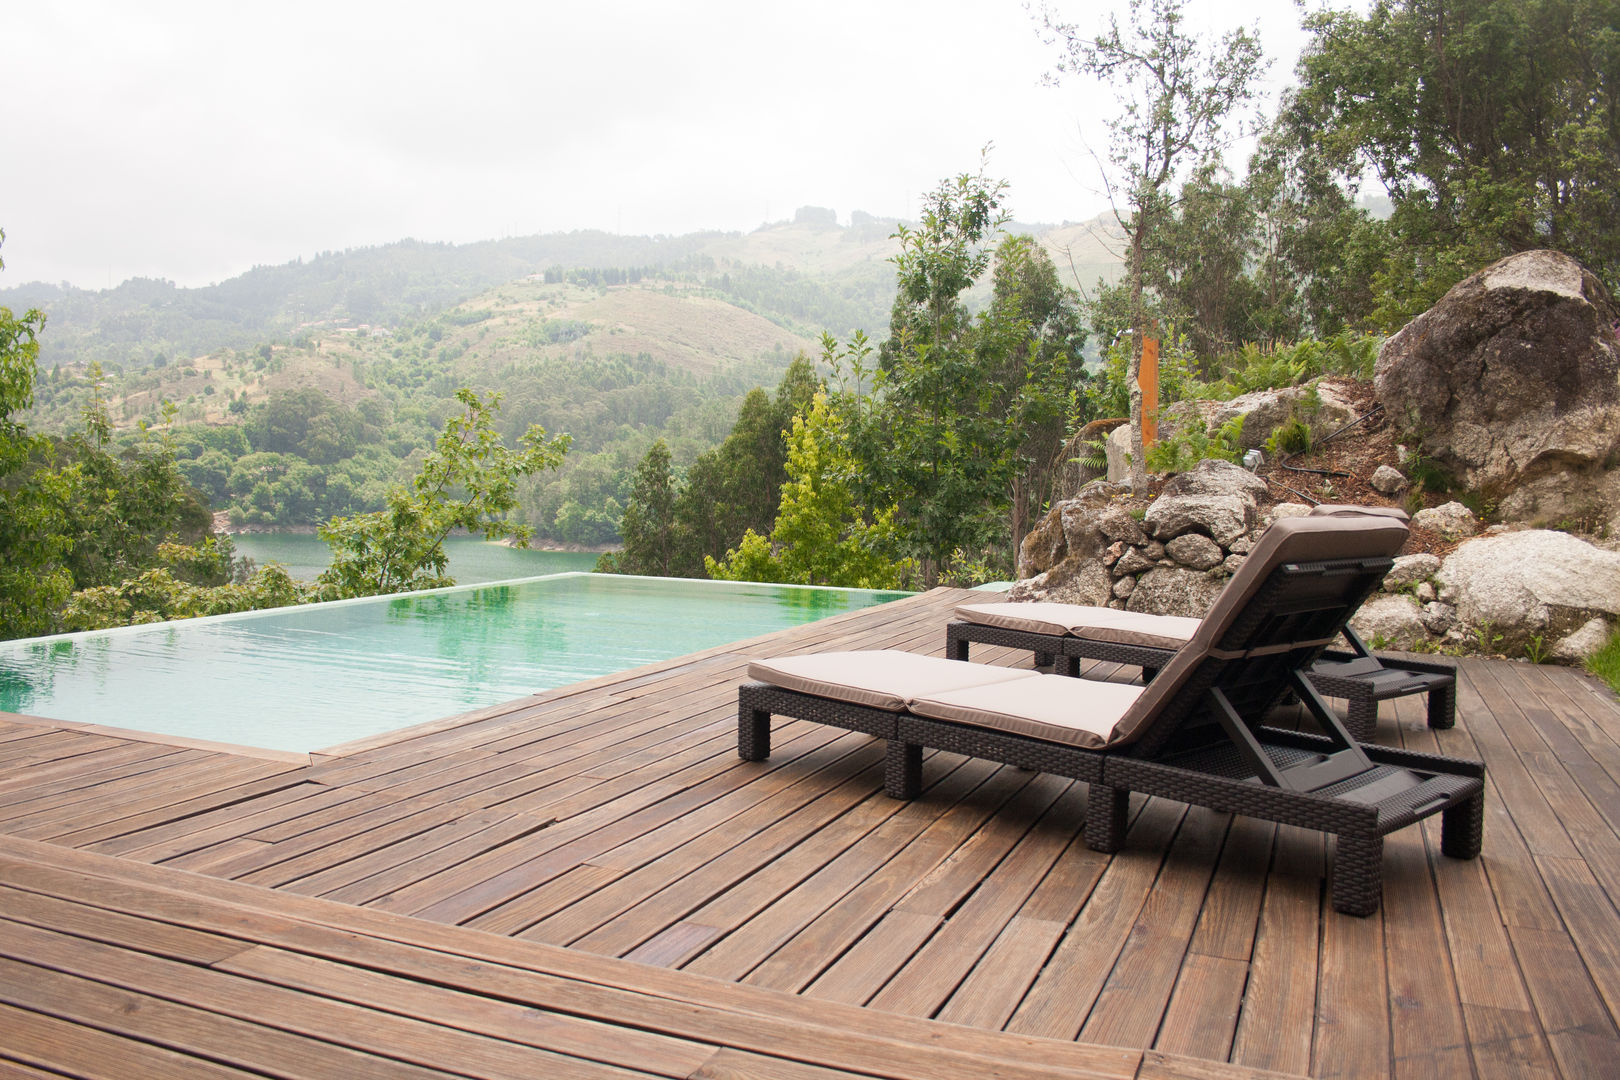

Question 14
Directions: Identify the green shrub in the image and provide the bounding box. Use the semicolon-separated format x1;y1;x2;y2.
1266;418;1312;458
1146;416;1245;473
1198;332;1382;400
1586;627;1620;697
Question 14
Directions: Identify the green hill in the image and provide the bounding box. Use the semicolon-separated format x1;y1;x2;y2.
8;211;1122;549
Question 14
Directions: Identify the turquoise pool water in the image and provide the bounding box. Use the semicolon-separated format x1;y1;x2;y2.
0;574;908;754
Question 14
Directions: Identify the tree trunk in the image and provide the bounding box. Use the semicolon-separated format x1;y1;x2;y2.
1127;217;1149;490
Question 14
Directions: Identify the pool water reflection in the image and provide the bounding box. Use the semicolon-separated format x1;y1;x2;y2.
0;574;908;754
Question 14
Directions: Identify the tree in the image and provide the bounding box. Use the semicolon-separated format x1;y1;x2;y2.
974;235;1089;561
670;356;821;575
0;231;70;639
614;439;678;576
1279;0;1620;322
1040;0;1265;486
706;394;915;589
867;160;1014;581
313;388;569;599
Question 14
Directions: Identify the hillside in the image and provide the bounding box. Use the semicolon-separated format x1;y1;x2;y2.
8;210;1124;549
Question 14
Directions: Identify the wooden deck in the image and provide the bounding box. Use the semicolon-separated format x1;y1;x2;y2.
2;586;1619;1079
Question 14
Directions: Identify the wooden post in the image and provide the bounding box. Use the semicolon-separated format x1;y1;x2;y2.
1140;337;1160;447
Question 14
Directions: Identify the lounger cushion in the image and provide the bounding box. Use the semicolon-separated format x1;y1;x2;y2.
747;651;1037;712
911;674;1144;748
956;602;1199;650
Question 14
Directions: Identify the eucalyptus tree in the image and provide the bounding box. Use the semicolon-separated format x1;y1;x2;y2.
1039;0;1266;487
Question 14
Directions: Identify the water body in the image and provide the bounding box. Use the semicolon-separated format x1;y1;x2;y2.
229;532;601;584
0;574;908;753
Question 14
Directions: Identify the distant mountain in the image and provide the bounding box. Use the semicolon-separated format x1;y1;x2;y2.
5;211;1125;543
1;211;1124;376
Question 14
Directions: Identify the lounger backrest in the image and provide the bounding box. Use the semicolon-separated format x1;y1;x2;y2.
1106;510;1409;754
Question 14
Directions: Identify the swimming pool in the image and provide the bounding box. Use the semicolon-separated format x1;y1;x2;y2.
0;573;908;755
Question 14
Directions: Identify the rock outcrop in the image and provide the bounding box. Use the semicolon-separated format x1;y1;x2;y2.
1014;468;1618;661
1435;529;1620;653
1012;459;1268;617
1374;250;1620;531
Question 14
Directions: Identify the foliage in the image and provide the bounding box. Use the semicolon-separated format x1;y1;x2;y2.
1040;0;1266;485
312;389;569;599
609;360;820;577
861;158;1015;580
62;544;305;631
705;395;915;589
1144;416;1246;472
973;234;1091;562
1086;333;1200;420
615;439;678;576
670;357;820;575
1586;627;1620;697
1265;417;1312;459
0;232;70;639
1277;0;1620;326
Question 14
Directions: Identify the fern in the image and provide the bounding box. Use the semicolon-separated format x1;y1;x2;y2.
1146;416;1246;473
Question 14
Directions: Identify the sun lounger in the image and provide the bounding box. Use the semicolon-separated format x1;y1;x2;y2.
946;507;1455;741
737;509;1484;915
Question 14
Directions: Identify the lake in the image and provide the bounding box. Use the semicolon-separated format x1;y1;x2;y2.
228;532;601;584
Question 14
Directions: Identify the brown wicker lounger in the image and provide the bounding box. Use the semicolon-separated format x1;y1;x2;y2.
947;507;1455;741
737;510;1484;916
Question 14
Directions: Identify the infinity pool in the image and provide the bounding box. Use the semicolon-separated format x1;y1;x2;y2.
0;574;908;754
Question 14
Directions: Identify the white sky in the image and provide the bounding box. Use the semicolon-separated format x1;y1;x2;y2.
1;0;1323;290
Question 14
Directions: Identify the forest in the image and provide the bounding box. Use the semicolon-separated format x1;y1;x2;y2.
2;0;1616;637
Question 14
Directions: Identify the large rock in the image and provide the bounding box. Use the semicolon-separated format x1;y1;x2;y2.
1349;594;1429;650
1144;494;1255;546
1126;567;1224;618
1005;559;1114;607
1104;424;1135;485
1411;502;1480;539
1159;457;1270;503
1014;482;1139;599
1382;553;1442;592
1553;617;1613;663
1016;482;1131;578
1374;250;1620;519
1210;380;1360;452
1436;529;1620;651
1165;533;1224;570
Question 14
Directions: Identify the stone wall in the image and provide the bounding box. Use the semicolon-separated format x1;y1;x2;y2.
1012;459;1619;662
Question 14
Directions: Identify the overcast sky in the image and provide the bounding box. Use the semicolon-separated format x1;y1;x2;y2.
2;0;1325;290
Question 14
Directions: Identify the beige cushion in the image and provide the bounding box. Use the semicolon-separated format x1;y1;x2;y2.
956;602;1199;650
954;602;1084;637
911;674;1144;749
746;651;1037;712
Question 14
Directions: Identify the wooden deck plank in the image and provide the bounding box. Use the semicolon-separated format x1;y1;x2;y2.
1228;824;1322;1078
1004;797;1186;1041
0;834;1148;1080
5;587;1620;1078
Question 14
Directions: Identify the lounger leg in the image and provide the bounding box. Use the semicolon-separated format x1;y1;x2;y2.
1428;683;1456;730
948;636;970;662
1084;784;1129;853
1035;651;1055;670
738;705;771;761
1061;655;1081;678
1441;792;1484;860
885;741;922;799
1345;695;1378;741
1141;666;1159;684
1332;833;1384;917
